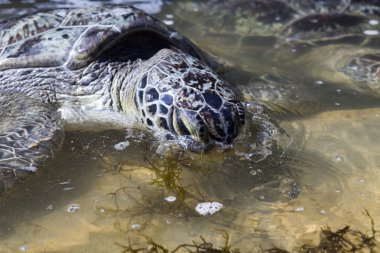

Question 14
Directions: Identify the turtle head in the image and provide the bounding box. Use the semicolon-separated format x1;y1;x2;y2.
127;49;245;151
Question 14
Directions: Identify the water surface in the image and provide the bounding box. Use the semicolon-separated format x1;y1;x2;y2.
0;1;379;252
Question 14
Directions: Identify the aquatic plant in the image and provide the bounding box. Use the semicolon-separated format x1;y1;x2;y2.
266;209;378;253
293;210;378;253
115;231;241;253
144;147;188;201
115;210;378;253
96;146;213;232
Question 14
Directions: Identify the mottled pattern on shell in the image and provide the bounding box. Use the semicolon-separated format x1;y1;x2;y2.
0;6;201;71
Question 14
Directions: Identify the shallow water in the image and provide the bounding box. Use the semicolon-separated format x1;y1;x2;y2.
0;1;380;252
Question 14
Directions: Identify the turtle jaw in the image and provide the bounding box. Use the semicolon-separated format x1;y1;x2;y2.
172;103;245;151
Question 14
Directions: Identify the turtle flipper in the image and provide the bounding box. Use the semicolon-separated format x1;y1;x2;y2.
0;92;64;192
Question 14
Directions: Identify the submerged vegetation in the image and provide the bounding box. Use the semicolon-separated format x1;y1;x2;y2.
96;146;213;226
143;147;191;202
291;210;377;253
115;231;240;253
115;211;378;253
99;147;379;253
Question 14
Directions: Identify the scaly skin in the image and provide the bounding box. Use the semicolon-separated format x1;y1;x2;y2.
0;49;244;147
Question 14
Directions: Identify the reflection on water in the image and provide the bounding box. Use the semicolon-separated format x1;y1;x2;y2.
0;0;380;252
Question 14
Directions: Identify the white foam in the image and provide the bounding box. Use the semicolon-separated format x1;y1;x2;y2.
165;196;176;202
67;203;80;213
114;140;130;151
195;201;223;216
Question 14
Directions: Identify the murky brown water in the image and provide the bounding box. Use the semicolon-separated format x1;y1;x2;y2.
0;1;380;252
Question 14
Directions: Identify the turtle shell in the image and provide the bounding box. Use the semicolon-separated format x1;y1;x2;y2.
0;6;205;71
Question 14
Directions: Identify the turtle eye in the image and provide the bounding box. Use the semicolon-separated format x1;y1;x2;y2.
173;111;191;136
172;108;209;143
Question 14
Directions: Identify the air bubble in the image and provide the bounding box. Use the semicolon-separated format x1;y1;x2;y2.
334;155;344;162
63;186;75;191
19;245;29;252
67;203;80;213
250;169;262;176
363;30;379;36
369;19;379;25
314;80;324;85
131;224;141;230
163;20;174;25
294;207;304;212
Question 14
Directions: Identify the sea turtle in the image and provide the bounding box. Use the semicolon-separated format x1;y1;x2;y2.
171;0;380;72
172;0;380;45
0;6;245;192
171;0;380;109
280;44;380;98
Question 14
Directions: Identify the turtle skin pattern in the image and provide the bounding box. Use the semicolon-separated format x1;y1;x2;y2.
133;50;245;145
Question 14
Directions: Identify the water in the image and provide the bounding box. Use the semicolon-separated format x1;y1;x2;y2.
0;1;380;252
